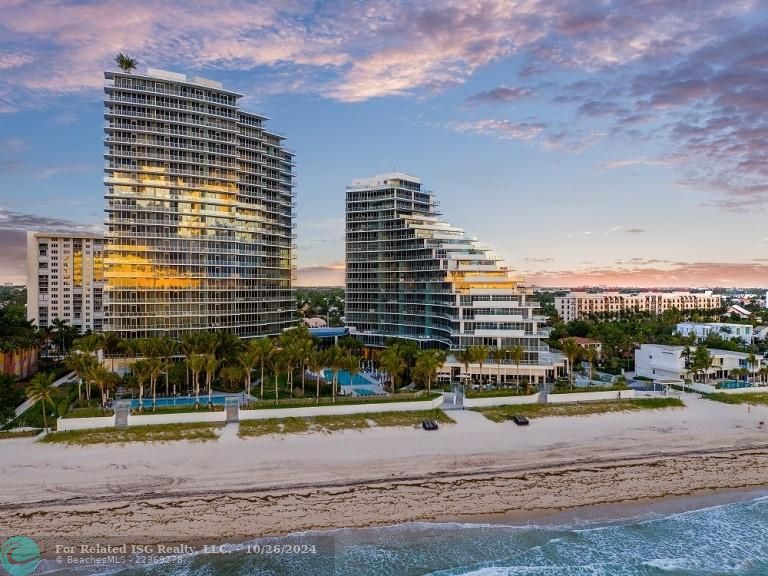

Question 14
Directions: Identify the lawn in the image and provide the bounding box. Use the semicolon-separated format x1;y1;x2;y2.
0;430;41;440
465;388;535;398
238;409;453;438
548;384;631;394
242;392;440;410
41;422;222;445
474;398;685;423
702;392;768;406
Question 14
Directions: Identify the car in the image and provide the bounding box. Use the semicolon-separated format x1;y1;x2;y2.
421;419;439;431
511;415;530;426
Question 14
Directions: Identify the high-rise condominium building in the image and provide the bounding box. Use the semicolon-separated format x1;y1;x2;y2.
26;232;105;332
104;68;295;339
345;173;565;382
554;291;723;322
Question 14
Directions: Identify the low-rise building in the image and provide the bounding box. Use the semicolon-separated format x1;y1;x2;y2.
562;336;602;358
676;322;753;343
724;304;752;320
555;291;722;321
635;344;764;381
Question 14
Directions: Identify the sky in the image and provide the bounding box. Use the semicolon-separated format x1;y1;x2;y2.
0;0;767;288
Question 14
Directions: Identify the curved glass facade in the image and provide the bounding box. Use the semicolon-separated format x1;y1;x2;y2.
345;173;563;370
104;69;294;339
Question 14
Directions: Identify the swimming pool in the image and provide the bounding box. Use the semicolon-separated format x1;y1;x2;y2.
323;369;375;387
717;380;751;389
128;396;230;409
354;388;377;396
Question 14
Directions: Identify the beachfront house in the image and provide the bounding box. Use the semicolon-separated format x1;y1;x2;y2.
635;344;765;382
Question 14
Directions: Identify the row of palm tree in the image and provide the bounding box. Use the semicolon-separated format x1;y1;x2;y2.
454;345;528;390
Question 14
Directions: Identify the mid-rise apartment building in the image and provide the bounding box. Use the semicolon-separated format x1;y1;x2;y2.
26;232;105;332
676;322;753;343
555;291;722;321
104;68;295;339
345;173;565;383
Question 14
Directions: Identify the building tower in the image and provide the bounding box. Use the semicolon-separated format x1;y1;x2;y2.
345;173;564;381
26;232;105;332
104;68;295;339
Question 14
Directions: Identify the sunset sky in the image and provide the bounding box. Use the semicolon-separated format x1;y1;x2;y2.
0;0;766;287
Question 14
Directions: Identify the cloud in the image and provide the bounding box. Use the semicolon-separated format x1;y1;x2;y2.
466;85;533;104
450;119;546;140
295;261;345;287
0;208;103;284
0;138;27;152
624;228;646;234
599;154;686;171
33;163;97;180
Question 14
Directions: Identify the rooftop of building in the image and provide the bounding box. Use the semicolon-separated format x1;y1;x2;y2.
28;230;104;240
676;321;753;329
563;336;602;345
348;172;422;188
560;290;716;297
638;343;752;358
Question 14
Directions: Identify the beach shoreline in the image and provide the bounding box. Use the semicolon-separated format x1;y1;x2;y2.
4;395;768;558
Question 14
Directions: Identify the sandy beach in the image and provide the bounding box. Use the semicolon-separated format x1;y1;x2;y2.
3;393;768;548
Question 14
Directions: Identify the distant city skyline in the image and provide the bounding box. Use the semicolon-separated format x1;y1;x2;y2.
1;1;767;288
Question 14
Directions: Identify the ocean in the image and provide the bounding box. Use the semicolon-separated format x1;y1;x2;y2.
40;492;768;576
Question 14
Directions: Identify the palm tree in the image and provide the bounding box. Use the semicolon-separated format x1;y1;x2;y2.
91;365;118;408
188;353;206;408
100;331;122;373
271;348;287;406
146;356;163;410
471;346;489;385
132;359;151;411
414;349;446;395
180;333;200;395
220;364;246;393
157;336;178;396
115;53;137;73
747;353;757;385
456;348;474;386
251;338;273;400
759;366;768;386
204;354;219;406
509;345;525;393
379;345;405;394
344;351;360;397
307;349;325;404
239;343;261;397
490;347;508;388
27;372;55;431
325;345;346;402
560;339;582;390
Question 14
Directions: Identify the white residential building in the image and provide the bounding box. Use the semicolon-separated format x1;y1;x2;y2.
676;322;753;343
26;232;105;332
344;172;566;384
555;291;722;321
635;344;764;381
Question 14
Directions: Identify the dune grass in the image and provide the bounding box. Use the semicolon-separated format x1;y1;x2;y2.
238;409;454;438
474;398;685;423
0;430;41;440
40;422;222;445
702;392;768;406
